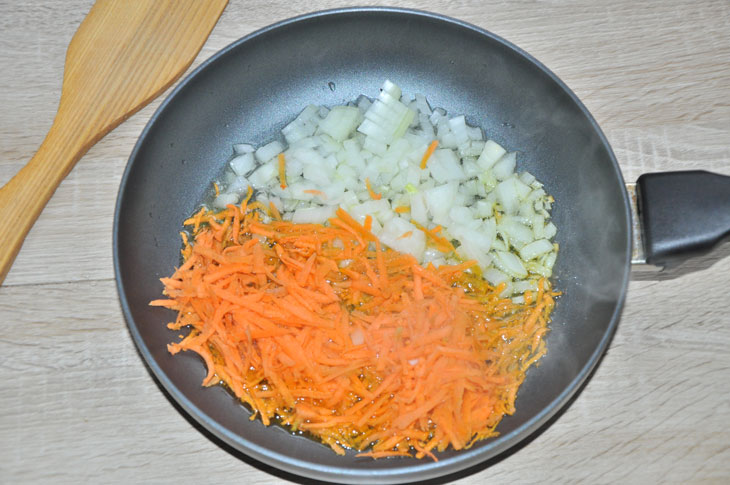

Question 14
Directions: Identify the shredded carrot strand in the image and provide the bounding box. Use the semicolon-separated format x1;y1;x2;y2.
269;201;282;221
420;140;439;169
411;220;456;253
394;205;410;213
365;178;382;200
278;153;287;189
303;189;326;198
364;214;373;233
153;204;559;460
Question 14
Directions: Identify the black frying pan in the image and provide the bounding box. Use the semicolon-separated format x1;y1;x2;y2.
113;8;729;484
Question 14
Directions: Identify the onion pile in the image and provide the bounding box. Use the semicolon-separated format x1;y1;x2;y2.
213;80;558;300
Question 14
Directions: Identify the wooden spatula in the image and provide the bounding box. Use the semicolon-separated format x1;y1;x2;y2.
0;0;228;284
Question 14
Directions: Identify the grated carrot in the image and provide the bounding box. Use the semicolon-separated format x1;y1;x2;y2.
303;189;326;198
365;178;382;200
152;202;558;460
278;153;287;189
363;214;373;233
268;201;282;221
420;140;439;169
411;220;456;253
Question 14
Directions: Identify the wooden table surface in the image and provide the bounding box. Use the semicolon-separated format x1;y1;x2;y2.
1;1;729;483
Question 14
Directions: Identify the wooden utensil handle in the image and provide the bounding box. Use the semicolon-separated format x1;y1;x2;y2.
0;0;228;285
0;121;90;284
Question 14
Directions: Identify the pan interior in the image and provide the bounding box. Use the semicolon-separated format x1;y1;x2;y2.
115;8;630;483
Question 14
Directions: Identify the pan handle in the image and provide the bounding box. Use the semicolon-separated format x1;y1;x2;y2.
632;170;730;268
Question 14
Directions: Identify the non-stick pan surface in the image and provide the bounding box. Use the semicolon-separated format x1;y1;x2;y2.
114;8;631;483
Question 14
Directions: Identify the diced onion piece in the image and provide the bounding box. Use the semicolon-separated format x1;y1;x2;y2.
499;218;534;247
350;328;365;346
520;171;536;186
381;79;401;98
513;279;538;294
477;140;507;170
429;149;467;183
448;116;470;146
291;205;337;224
543;250;558;270
358;80;416;145
448;206;473;225
494;250;528;278
213;192;239;209
349;199;392;224
378;217;425;260
483;268;510;286
410;192;428;226
519;239;554;261
414;93;431;115
233;143;255;154
226;176;249;195
248;159;278;189
532;214;545;239
526;261;552;278
513;177;532;200
424;182;457;223
255;140;284;163
495;178;519;215
493;152;516;181
544;222;557;239
466;126;483;141
451;226;492;268
363;136;387;156
229;153;255;176
319;106;362;141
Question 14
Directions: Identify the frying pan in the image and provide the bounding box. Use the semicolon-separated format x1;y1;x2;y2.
113;7;729;484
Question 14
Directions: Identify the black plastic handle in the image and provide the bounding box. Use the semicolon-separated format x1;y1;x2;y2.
636;170;730;267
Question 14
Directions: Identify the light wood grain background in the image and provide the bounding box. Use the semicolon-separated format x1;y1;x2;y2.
1;1;729;483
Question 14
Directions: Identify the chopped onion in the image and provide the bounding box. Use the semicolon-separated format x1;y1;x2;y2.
495;178;520;215
255;140;284;163
477;140;507;170
350;328;365;346
213;192;239;209
233;143;255;154
494;250;528;279
229;153;255;176
319;106;362;142
519;239;554;261
291;206;336;224
493;152;516;181
213;80;559;297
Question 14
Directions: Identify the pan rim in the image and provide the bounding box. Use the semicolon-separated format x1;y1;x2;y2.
113;6;632;483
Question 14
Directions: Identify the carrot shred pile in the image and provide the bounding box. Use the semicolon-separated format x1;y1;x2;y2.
151;202;558;460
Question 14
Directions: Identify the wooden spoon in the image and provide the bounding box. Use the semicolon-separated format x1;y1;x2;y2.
0;0;228;284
